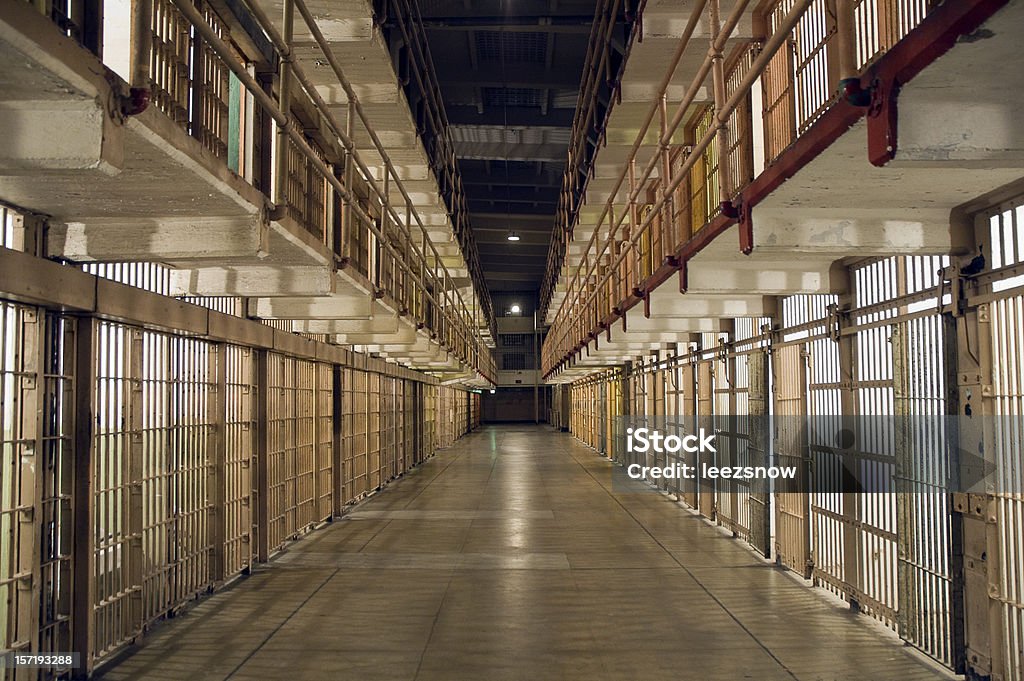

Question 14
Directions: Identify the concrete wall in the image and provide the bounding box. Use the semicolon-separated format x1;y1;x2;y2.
482;387;551;423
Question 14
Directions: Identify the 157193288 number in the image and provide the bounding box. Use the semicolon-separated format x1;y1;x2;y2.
2;653;80;669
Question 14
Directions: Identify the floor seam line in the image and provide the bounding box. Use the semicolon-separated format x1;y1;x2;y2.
412;430;499;681
221;567;341;681
567;445;802;681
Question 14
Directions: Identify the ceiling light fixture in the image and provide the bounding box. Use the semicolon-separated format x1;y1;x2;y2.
510;304;522;314
507;231;520;241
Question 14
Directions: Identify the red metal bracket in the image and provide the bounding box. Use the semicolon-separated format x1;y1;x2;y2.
867;78;899;167
738;200;754;255
550;0;1009;373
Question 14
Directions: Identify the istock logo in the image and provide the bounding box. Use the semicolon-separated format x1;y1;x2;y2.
625;426;717;454
622;425;797;483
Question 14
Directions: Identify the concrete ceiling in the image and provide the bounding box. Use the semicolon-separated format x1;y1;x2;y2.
413;0;596;295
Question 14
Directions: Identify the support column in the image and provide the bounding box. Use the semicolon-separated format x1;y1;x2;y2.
681;335;699;510
747;321;772;558
71;317;95;676
332;366;344;517
953;293;1003;679
833;270;863;610
16;306;45;681
254;350;270;563
11;211;46;257
697;335;716;521
127;330;145;635
719;320;738;535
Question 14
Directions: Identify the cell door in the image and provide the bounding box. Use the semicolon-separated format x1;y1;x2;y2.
697;357;715;520
631;370;648;470
680;361;698;509
892;317;955;666
774;342;811;577
664;363;685;497
747;348;772;558
607;377;622;461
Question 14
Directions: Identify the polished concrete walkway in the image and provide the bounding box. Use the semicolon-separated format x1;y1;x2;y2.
97;425;954;681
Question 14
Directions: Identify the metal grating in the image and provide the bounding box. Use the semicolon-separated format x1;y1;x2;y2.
82;262;172;296
367;373;381;489
342;368;368;503
475;31;549;63
481;87;544;108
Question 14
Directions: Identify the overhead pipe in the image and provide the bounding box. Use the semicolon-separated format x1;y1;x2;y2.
122;0;152;115
274;0;295;210
836;0;872;106
708;0;736;216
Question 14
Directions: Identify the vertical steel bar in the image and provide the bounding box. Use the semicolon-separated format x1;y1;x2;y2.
209;343;226;583
254;350;269;562
71;316;95;673
274;0;295;209
708;0;733;203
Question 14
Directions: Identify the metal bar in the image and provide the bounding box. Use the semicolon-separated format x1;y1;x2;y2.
254;350;269;562
544;0;1009;376
708;0;733;202
209;343;227;583
542;0;710;317
168;0;490;377
541;0;813;374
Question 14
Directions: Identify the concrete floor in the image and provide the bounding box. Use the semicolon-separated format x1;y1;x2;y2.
96;425;955;681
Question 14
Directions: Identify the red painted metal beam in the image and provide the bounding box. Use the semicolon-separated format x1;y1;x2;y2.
866;77;900;167
546;0;1010;377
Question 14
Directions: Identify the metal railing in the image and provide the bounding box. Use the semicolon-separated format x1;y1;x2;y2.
21;0;497;382
373;0;496;339
540;0;933;377
538;0;644;317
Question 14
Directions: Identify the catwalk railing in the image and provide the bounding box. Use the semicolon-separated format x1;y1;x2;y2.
538;0;644;316
372;0;496;340
20;0;496;380
562;197;1024;680
0;240;481;679
541;0;934;375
